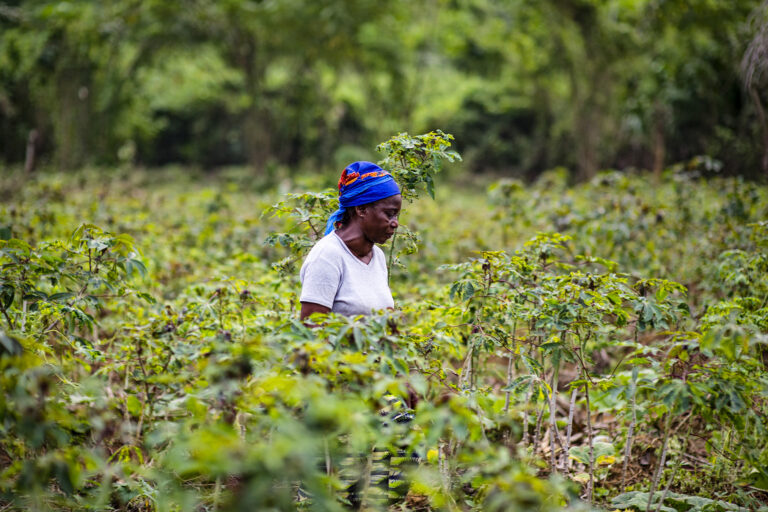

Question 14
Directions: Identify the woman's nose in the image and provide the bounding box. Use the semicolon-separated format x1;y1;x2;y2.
390;218;399;229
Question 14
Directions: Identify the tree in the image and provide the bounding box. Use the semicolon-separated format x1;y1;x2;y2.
742;0;768;178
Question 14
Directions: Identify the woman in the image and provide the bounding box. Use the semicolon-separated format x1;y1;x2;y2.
300;161;402;320
298;162;410;507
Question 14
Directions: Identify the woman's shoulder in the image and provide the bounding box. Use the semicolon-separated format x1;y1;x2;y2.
300;234;344;282
305;232;344;259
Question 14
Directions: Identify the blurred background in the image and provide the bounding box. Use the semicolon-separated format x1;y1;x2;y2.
1;0;767;181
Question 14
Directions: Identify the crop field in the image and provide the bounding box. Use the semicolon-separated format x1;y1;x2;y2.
1;149;767;511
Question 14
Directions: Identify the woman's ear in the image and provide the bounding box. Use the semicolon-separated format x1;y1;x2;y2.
355;205;367;217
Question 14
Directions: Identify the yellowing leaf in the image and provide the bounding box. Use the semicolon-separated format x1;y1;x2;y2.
597;454;616;465
572;472;590;484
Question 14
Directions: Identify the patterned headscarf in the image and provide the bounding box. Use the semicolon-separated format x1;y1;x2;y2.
324;161;401;235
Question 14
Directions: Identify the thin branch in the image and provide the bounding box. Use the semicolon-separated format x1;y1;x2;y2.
621;366;638;493
584;380;595;504
1;308;14;330
532;400;545;457
608;350;630;378
646;412;673;512
503;353;514;413
562;387;578;474
387;229;398;281
549;360;561;473
656;426;689;512
522;386;533;447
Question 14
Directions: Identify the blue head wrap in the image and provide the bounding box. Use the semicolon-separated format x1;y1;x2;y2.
324;161;401;235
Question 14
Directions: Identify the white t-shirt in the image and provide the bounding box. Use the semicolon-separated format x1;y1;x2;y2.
300;232;394;316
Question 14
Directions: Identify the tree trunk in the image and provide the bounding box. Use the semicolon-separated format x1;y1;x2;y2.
54;64;92;170
748;86;768;179
575;107;598;182
24;129;39;173
243;106;272;174
651;102;666;180
233;32;271;175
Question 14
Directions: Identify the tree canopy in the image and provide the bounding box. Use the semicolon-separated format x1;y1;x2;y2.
1;0;767;179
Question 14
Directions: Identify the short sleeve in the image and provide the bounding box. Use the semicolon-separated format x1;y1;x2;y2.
300;255;341;308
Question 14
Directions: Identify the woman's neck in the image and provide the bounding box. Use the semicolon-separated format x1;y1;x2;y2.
335;224;373;260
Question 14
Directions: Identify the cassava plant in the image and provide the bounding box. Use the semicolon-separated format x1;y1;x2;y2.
265;130;461;277
0;223;150;346
442;232;690;504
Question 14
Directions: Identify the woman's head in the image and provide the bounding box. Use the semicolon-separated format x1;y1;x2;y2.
324;161;402;237
340;194;402;243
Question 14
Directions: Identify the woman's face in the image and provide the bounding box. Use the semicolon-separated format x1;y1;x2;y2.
360;194;402;244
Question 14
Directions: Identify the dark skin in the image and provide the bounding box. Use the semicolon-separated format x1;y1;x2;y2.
300;194;402;321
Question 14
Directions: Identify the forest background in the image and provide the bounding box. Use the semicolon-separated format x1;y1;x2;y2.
2;0;768;181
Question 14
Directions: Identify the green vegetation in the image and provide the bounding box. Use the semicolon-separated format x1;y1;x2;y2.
1;0;768;179
1;128;767;510
3;1;768;508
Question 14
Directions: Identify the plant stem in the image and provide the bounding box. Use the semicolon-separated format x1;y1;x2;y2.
305;215;321;239
212;477;222;511
562;387;578;474
135;337;154;445
621;365;639;493
532;398;545;458
646;412;672;512
471;341;478;390
655;426;688;512
438;440;458;510
459;341;474;390
549;360;561;473
504;318;518;413
0;308;13;330
504;355;514;413
522;386;533;447
325;437;332;492
584;380;595;504
387;229;398;282
359;449;374;507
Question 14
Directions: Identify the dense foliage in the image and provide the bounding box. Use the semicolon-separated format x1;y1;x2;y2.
1;0;768;179
1;131;767;510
